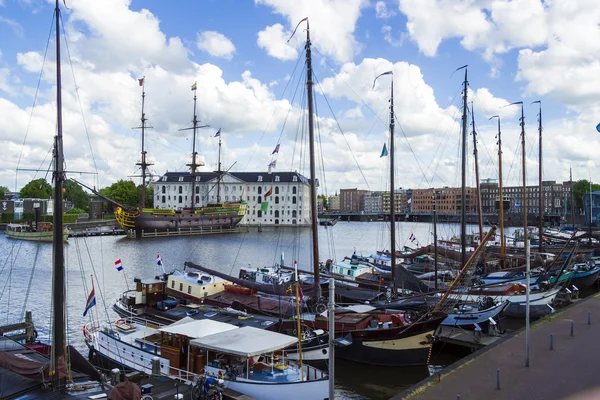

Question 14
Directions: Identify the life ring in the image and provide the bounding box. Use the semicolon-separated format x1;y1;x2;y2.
82;325;92;341
115;319;126;326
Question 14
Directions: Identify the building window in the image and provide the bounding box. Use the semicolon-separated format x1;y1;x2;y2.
162;186;166;194
275;176;280;182
258;176;263;182
258;186;262;194
293;187;297;194
178;177;184;182
258;196;262;204
162;196;166;203
275;186;279;194
275;196;279;204
179;196;183;203
292;210;297;218
195;186;199;194
162;176;167;182
195;196;199;203
293;176;297;182
275;210;279;217
179;186;183;194
195;176;201;181
292;196;297;204
257;210;262;217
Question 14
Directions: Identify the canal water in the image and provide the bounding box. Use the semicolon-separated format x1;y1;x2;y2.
0;221;519;399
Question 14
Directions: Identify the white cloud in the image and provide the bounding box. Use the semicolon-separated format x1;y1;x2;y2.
0;16;24;37
382;25;404;47
343;106;363;119
257;24;299;61
196;31;236;60
255;0;367;63
375;1;396;18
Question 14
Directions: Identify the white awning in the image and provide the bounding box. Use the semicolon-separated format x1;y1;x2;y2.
189;326;298;357
158;319;238;338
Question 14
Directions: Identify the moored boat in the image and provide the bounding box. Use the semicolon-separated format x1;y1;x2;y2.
5;222;68;243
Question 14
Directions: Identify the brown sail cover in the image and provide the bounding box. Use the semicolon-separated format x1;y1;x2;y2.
0;352;66;381
110;381;142;400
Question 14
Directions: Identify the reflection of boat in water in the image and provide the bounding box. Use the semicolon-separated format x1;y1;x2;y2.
5;222;68;243
318;218;337;226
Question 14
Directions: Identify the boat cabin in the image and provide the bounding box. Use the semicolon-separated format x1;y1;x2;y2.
165;270;228;301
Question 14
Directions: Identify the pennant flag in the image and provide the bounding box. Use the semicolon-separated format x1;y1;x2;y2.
409;233;416;242
83;286;96;317
271;144;280;155
264;186;273;198
157;253;163;266
191;82;197;91
261;201;269;212
268;160;277;168
380;143;389;157
138;78;144;87
214;128;221;137
372;70;393;89
596;123;600;133
114;259;123;272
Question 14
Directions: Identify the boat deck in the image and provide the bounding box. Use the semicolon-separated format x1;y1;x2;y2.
396;294;600;399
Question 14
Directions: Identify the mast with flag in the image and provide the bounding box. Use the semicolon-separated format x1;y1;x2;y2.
180;81;208;211
134;76;154;209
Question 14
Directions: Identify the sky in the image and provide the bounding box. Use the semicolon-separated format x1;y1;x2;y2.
0;0;599;197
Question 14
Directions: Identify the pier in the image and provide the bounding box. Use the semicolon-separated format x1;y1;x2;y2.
395;293;600;400
137;224;250;238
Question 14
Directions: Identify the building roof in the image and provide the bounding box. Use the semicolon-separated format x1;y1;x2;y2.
189;326;298;357
154;171;312;185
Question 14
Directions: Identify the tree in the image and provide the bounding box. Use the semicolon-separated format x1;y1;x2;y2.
573;179;600;212
141;184;154;208
318;194;328;210
20;178;53;199
0;186;8;200
64;180;90;210
100;180;139;211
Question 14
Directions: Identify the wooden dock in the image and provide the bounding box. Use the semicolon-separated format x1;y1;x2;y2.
137;225;249;238
395;293;600;399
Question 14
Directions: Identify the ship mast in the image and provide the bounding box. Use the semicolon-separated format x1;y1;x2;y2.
570;167;575;230
388;77;397;297
135;78;153;209
510;101;528;251
51;0;66;387
457;65;468;267
532;100;543;252
216;132;222;204
490;115;506;264
471;102;484;268
181;82;208;211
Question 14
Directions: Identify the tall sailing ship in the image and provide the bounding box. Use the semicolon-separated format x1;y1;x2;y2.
115;81;247;236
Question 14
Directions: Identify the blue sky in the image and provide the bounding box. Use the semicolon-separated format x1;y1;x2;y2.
0;0;598;195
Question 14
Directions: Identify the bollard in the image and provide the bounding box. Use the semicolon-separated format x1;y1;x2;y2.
496;369;500;390
110;368;120;386
588;311;591;325
550;333;554;350
457;396;460;400
570;321;574;337
151;357;160;375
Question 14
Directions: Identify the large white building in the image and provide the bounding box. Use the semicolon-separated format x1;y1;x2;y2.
151;171;314;226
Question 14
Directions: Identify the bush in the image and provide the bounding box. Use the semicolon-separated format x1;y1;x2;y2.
67;207;86;215
21;212;36;222
1;212;14;223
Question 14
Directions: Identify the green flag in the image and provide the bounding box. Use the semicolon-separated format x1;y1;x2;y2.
261;201;269;212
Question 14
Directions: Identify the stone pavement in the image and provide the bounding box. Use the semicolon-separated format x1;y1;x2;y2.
394;293;600;400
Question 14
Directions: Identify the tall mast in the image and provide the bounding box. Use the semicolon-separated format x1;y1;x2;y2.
471;102;484;264
532;100;543;252
216;133;222;203
589;179;593;243
135;78;153;209
181;82;208;211
570;167;575;230
433;189;438;290
52;0;66;386
490;115;506;263
510;101;527;250
457;65;468;267
373;71;395;296
290;17;320;297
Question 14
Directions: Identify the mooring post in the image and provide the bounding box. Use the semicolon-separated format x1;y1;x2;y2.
457;396;460;400
550;333;554;350
570;321;574;337
25;310;34;343
588;311;591;325
496;369;500;390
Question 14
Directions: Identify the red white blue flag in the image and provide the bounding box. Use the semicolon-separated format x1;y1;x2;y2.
157;253;163;266
83;286;96;317
271;144;280;155
114;259;123;272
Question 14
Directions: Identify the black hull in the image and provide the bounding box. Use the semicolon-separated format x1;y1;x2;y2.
570;270;600;290
130;215;243;233
336;340;432;367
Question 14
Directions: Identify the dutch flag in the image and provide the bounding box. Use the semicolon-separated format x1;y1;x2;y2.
83;286;96;317
409;233;416;242
157;253;163;266
114;259;123;272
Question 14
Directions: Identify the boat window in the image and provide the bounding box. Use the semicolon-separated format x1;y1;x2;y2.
179;283;183;291
188;285;192;294
171;280;175;288
205;312;217;318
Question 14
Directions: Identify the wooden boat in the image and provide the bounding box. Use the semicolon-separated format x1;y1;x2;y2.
5;222;68;243
223;283;256;295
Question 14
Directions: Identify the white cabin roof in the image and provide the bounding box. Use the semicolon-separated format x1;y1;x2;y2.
189;326;297;357
158;318;238;338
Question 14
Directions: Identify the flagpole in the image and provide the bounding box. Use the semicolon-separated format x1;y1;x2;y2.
92;275;100;329
121;262;130;291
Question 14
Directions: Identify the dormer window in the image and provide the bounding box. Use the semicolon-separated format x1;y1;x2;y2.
195;176;201;181
178;177;184;182
275;176;280;182
162;176;167;182
292;176;298;182
258;176;263;182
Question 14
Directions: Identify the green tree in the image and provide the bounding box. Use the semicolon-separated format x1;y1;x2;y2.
64;180;90;210
141;184;154;208
573;179;600;211
100;180;139;210
67;207;87;214
0;186;8;199
318;194;328;210
20;178;52;199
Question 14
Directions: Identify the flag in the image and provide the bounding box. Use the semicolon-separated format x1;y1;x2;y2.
261;201;269;212
114;259;123;272
83;286;96;317
157;253;163;266
380;143;388;157
268;160;277;168
191;82;197;91
372;70;393;89
264;186;273;198
138;78;144;87
271;144;280;155
214;128;221;137
409;233;416;242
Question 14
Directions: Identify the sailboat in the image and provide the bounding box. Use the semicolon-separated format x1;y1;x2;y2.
113;82;247;237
